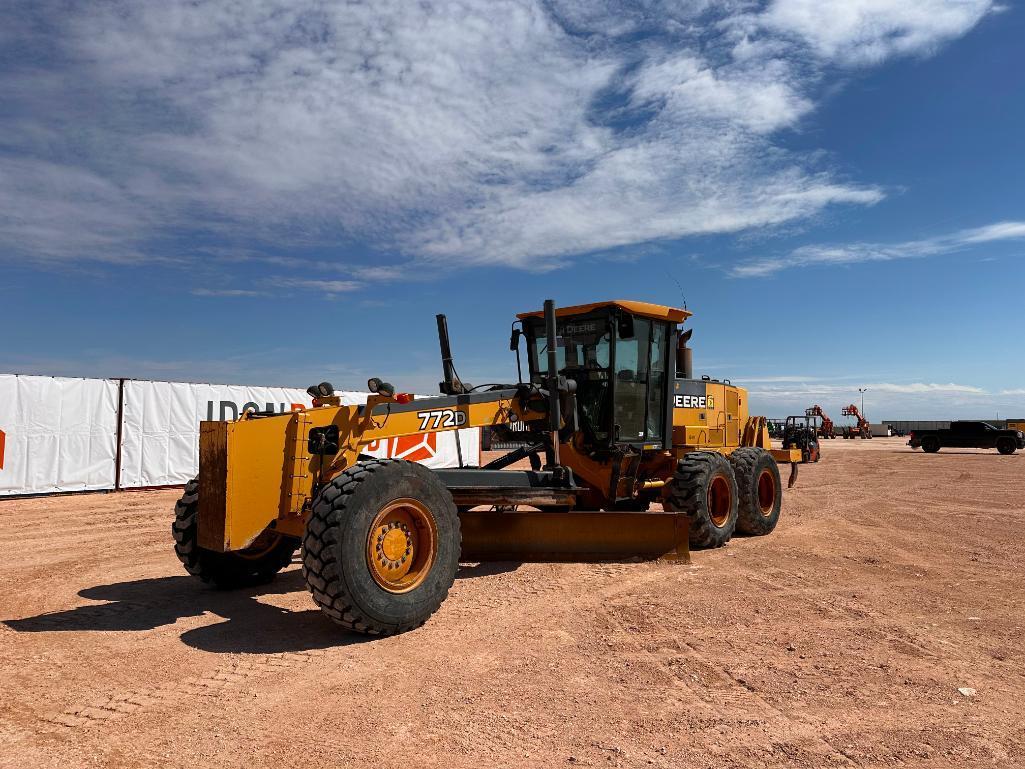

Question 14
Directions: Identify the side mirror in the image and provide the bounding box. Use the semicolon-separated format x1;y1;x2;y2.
617;314;635;339
509;328;521;351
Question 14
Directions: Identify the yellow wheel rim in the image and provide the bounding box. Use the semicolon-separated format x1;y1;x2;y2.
757;468;776;517
366;498;438;594
235;529;282;560
707;475;732;528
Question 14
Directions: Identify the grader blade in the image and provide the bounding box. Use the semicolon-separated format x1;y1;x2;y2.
458;510;690;563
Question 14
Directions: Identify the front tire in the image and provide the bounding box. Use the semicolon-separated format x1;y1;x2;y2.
172;480;298;588
302;459;460;636
997;438;1016;455
665;452;739;549
921;436;940;453
728;448;782;536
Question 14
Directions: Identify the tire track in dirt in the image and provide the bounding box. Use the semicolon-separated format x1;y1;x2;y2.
734;556;992;667
44;649;331;728
41;561;573;732
18;557;345;731
578;563;860;765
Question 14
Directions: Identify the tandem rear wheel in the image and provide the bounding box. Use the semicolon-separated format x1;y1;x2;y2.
728;448;782;536
665;449;783;548
302;459;461;636
665;452;739;549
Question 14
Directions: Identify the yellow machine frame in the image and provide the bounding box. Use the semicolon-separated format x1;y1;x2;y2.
198;373;797;555
180;298;810;637
198;391;543;551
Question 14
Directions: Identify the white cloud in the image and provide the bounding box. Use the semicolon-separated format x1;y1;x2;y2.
631;54;813;134
0;158;154;263
191;288;266;297
274;279;363;296
757;0;994;65
748;381;987;398
957;221;1025;243
0;1;994;269
731;219;1025;277
731;375;832;383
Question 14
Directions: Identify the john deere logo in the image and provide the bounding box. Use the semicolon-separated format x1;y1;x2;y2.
674;394;713;409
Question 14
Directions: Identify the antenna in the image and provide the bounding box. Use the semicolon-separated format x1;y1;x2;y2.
665;271;687;310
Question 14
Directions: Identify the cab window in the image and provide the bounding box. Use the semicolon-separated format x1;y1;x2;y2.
531;317;610;376
530;315;613;443
613;318;650;441
646;322;667;440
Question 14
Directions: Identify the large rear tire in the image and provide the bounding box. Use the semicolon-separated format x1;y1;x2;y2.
665;452;738;549
302;459;460;636
172;480;298;588
728;448;782;536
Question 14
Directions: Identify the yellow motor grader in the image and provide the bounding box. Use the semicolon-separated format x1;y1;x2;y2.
173;300;802;635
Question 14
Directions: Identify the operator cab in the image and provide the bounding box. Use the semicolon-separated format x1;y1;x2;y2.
518;301;689;451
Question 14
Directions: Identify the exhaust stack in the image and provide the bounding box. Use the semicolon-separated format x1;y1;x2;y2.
677;328;693;379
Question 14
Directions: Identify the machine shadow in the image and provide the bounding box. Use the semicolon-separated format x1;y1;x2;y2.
455;561;522;580
3;567;371;654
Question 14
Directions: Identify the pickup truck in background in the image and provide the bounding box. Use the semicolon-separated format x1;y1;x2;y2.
908;421;1025;455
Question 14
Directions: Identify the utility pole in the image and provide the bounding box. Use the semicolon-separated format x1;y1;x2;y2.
858;388;868;419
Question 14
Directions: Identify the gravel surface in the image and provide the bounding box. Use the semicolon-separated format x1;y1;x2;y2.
2;437;1024;768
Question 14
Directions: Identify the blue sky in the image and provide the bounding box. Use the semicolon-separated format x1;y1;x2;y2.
1;0;1023;421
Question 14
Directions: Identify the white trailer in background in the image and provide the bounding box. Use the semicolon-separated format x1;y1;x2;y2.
870;423;892;438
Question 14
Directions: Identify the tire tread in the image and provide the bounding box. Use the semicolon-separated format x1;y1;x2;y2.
172;479;297;587
665;452;739;549
301;459;459;636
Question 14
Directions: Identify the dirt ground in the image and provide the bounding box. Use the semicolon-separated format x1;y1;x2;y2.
2;437;1024;769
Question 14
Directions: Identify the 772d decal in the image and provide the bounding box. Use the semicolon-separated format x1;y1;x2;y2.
416;409;468;431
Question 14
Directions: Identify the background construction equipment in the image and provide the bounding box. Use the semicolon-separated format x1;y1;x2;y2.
806;405;836;439
842;404;872;439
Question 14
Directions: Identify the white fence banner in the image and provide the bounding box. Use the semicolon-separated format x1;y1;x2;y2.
0;375;119;496
118;381;479;488
119;381;313;488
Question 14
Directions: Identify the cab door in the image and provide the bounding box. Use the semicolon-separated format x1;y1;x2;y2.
611;316;671;445
725;388;741;446
949;422;972;448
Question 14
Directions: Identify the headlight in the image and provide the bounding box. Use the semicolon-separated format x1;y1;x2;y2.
367;377;394;397
307;381;334;398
